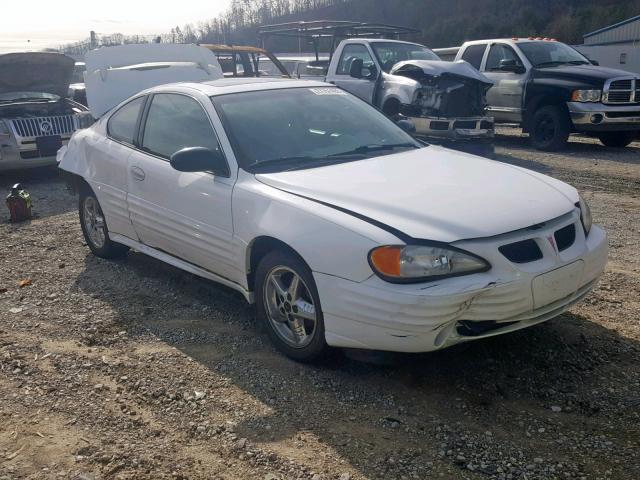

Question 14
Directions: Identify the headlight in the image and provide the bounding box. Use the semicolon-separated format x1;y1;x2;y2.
0;120;10;135
576;194;592;235
368;244;490;283
571;89;601;102
75;112;95;129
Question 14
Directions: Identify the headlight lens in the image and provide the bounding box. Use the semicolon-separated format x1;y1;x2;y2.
369;244;490;283
577;194;592;235
571;89;601;102
0;120;10;135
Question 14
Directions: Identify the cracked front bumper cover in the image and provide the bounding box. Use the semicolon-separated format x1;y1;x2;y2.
314;219;607;353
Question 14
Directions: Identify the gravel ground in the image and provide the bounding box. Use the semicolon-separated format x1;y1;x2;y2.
0;129;638;480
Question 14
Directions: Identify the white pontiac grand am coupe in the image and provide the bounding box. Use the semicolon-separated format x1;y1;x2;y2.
59;77;608;362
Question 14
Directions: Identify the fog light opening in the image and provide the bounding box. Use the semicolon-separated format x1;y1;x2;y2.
590;114;604;124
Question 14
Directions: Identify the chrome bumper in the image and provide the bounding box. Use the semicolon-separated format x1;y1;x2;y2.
567;101;640;131
407;115;495;140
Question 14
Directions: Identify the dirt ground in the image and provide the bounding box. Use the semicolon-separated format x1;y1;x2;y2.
0;128;638;480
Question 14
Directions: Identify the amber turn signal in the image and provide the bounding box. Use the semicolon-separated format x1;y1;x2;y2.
369;246;402;277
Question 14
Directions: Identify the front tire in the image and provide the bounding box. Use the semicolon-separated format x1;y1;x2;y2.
79;188;129;259
597;131;636;148
255;250;328;362
530;105;571;151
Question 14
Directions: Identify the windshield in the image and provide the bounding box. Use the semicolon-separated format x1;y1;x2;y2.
0;91;59;102
371;42;440;72
211;87;421;172
518;41;590;67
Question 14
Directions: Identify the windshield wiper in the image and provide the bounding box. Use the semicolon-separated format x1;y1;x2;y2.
0;97;54;104
534;61;566;68
327;142;420;158
567;60;590;65
248;155;319;172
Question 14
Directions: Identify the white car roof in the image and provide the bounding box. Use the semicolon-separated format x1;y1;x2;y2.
146;77;331;97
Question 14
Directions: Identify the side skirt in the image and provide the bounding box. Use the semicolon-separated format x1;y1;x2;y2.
110;233;254;303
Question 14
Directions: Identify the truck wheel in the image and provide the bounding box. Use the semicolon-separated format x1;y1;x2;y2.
597;131;636;148
530;105;570;151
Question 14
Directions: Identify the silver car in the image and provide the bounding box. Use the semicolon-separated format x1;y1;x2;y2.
0;52;91;171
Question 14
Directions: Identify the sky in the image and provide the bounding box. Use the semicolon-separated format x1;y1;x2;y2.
0;0;232;53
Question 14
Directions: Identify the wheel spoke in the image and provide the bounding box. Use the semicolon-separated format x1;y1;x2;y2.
287;274;300;300
293;299;315;321
289;317;308;343
270;275;287;298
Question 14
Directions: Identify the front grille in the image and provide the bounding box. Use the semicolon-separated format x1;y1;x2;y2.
607;91;632;103
611;79;632;90
499;239;543;263
604;77;637;105
10;116;76;138
453;120;477;129
606;111;640;118
430;121;450;130
554;224;576;252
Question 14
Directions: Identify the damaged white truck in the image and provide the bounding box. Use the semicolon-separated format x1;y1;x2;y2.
326;39;494;141
260;22;495;152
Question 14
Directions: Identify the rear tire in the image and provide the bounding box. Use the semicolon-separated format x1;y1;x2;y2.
530;105;571;151
597;131;636;148
79;188;129;259
255;250;328;362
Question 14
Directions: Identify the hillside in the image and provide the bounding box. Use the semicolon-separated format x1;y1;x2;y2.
210;0;640;50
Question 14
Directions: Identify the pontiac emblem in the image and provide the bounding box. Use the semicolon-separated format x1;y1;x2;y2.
547;235;558;254
40;120;53;134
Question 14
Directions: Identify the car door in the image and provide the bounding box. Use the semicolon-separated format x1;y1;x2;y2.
482;43;528;123
90;95;146;240
126;92;237;280
330;43;378;103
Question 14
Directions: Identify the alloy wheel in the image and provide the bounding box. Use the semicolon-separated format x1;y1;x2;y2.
263;266;317;348
83;196;106;249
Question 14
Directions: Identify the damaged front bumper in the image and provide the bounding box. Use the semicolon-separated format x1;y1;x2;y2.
407;115;495;140
315;211;608;353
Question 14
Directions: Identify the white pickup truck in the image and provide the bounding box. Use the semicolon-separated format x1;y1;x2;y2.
324;38;496;145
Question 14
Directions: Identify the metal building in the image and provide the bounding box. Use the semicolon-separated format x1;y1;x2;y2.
575;15;640;74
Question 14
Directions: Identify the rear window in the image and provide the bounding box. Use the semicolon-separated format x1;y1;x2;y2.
461;44;487;70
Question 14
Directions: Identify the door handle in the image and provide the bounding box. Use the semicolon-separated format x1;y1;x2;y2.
130;166;145;181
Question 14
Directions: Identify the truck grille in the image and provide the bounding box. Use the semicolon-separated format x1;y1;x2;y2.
10;115;76;138
603;77;637;104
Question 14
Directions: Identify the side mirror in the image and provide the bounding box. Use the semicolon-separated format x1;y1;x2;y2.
499;58;525;73
396;119;416;134
170;147;229;177
349;58;364;79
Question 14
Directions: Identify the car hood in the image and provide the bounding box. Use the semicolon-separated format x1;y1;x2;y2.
255;146;577;243
0;52;75;98
390;59;493;86
532;64;637;84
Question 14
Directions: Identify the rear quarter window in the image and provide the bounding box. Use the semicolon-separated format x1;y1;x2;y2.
107;96;145;144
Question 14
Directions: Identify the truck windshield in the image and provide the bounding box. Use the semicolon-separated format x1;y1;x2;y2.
371;42;440;72
518;42;590;68
211;87;421;173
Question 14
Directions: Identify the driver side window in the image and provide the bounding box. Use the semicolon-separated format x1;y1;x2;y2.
141;93;223;160
486;44;523;71
337;44;374;75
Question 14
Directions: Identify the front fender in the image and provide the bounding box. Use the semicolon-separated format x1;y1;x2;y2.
232;173;398;286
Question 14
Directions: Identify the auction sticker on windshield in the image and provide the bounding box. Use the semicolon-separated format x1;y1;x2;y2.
309;88;348;95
